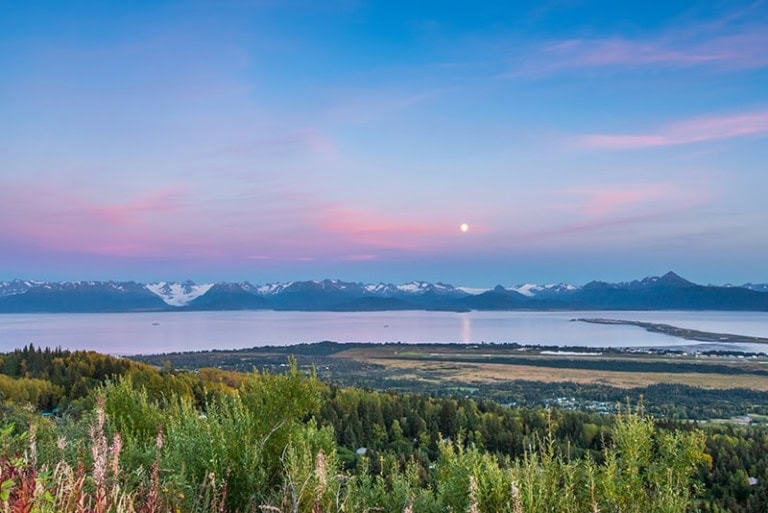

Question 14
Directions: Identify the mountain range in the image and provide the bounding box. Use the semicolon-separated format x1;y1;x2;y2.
0;272;767;313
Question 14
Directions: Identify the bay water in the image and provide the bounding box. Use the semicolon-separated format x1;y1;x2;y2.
1;310;767;355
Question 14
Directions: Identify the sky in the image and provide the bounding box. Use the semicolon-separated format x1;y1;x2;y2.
1;0;767;287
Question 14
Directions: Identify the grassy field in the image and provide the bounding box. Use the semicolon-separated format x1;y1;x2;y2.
335;345;768;390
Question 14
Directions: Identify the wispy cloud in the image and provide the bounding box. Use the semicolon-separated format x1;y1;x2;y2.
509;4;768;76
0;180;466;263
201;129;337;160
522;30;768;74
318;206;449;252
342;253;379;261
91;190;183;224
577;110;768;149
497;180;715;248
320;88;440;125
564;184;676;216
521;210;673;243
0;184;191;257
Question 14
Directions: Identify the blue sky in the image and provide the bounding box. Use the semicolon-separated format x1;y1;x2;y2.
1;0;767;286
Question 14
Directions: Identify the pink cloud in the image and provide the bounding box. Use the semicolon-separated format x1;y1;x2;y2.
564;184;675;216
518;210;675;245
0;180;479;264
91;190;182;224
536;32;768;71
542;38;717;68
578;110;768;149
342;253;379;261
504;181;714;247
319;207;450;252
0;184;192;257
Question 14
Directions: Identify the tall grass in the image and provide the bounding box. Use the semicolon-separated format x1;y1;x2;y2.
0;373;706;513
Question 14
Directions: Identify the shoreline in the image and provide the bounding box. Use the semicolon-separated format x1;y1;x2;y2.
574;318;768;345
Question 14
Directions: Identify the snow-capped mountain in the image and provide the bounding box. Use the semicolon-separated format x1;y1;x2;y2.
392;281;467;296
456;286;490;295
27;280;150;294
363;282;400;295
0;279;43;297
361;281;457;295
742;283;768;293
248;279;468;298
508;283;579;298
145;281;214;306
0;281;167;312
2;272;768;312
255;282;293;295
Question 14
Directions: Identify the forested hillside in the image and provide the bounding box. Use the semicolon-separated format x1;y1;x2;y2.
0;345;765;512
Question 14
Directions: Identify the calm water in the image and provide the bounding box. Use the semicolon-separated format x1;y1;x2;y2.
1;310;767;355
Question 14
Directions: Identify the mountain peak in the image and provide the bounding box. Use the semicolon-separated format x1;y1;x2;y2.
623;272;693;289
657;271;693;287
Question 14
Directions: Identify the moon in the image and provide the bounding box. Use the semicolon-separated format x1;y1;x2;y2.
460;223;469;233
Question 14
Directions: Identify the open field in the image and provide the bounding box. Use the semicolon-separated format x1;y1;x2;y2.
354;356;768;390
133;341;768;420
335;344;768;390
135;341;768;391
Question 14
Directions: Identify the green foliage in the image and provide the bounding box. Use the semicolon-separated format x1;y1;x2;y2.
344;456;428;513
1;346;762;512
101;358;323;511
594;405;706;513
163;390;269;510
0;345;139;407
278;420;341;513
0;374;64;411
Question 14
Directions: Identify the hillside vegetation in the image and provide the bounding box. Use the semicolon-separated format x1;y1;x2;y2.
0;346;764;512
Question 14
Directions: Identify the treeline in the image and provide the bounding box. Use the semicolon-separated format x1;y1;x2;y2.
0;344;206;411
0;346;766;511
0;344;134;409
320;386;609;468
